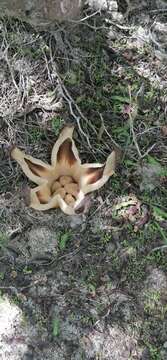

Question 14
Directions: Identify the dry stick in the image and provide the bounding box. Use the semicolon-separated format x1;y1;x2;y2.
49;49;94;148
69;10;100;23
2;29;20;93
99;113;122;150
5;48;19;93
150;245;167;252
149;8;167;14
20;74;29;109
58;83;92;148
61;80;97;135
106;19;134;31
48;36;105;148
42;47;53;84
128;87;157;159
140;143;156;159
136;126;161;137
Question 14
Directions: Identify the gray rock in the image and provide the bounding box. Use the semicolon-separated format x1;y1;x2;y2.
81;325;142;359
144;268;167;292
68;214;84;229
136;163;163;192
111;11;124;23
139;268;167;318
0;296;37;360
87;0;118;12
28;227;58;258
0;0;81;27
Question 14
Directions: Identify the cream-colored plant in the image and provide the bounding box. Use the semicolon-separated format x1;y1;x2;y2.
11;126;116;215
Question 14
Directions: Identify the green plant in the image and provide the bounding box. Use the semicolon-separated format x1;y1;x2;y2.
153;206;167;221
0;272;4;280
0;232;8;250
144;343;162;360
29;128;42;143
102;233;112;244
58;231;72;250
52;318;60;337
51;116;63;136
23;266;32;274
144;290;161;315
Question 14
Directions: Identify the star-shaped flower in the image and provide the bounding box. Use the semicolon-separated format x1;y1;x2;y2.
11;126;116;215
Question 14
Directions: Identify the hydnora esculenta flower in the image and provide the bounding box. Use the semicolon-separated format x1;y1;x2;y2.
11;126;116;215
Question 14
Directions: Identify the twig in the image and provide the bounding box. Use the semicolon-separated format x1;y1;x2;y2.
128;86;156;159
42;47;53;84
106;19;134;31
149;8;167;14
4;48;20;93
98;113;122;150
88;192;113;220
150;245;167;253
58;82;92;147
2;29;20;93
69;10;100;23
140;143;156;159
136;126;161;137
48;47;95;148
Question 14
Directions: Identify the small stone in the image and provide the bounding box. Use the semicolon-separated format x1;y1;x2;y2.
111;12;123;23
109;1;118;12
68;215;83;228
28;227;58;258
10;270;17;279
108;29;117;40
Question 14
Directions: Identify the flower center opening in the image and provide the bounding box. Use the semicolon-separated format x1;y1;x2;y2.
51;175;79;207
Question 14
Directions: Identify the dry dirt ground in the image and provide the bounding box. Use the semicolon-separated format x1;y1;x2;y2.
0;2;167;359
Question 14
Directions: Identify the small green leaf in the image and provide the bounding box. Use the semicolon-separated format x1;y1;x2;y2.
66;71;77;85
0;232;8;249
87;283;96;293
147;156;167;176
53;318;60;337
23;266;32;274
124;159;136;167
147;155;160;166
153;206;167;221
111;95;130;103
0;272;4;280
59;232;71;250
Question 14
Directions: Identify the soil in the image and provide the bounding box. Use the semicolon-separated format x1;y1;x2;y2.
0;2;167;359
